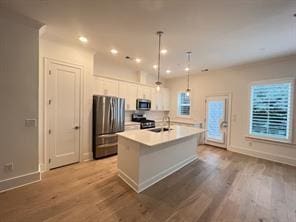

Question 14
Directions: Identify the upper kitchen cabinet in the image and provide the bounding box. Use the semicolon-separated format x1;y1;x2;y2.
162;88;170;111
152;87;170;111
137;85;152;100
93;76;170;111
150;87;157;110
93;77;103;95
118;81;138;110
93;77;119;97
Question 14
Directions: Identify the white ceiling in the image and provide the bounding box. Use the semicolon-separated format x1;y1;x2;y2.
2;0;296;78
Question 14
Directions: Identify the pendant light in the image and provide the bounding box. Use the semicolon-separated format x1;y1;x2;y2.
185;51;192;96
155;31;163;91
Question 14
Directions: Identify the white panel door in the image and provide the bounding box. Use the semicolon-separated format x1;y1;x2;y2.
48;62;81;169
205;96;228;148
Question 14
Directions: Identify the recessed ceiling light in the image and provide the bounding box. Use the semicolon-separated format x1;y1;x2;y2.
166;70;171;74
161;49;167;54
185;67;189;71
79;36;88;43
110;49;118;55
153;65;158;69
135;58;141;63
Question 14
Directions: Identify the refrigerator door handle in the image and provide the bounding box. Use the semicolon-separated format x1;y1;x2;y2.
110;98;115;132
113;98;118;133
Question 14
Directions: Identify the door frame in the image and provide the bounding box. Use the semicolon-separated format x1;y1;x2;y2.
43;58;84;171
204;92;232;149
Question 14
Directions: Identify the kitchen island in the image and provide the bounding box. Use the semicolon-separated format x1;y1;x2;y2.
117;125;206;193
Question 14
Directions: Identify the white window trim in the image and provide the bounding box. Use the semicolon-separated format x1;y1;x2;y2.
248;77;295;144
177;91;191;118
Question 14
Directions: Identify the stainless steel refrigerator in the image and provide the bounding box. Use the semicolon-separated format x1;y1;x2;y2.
93;95;125;159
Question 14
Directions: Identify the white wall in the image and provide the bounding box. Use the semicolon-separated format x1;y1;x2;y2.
167;55;296;166
39;38;95;169
93;52;167;86
94;52;139;82
0;10;42;191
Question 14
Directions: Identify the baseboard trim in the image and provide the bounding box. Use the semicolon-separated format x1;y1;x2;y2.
138;155;198;192
118;155;198;193
82;152;93;161
228;146;296;167
118;170;139;193
0;171;41;193
39;163;46;173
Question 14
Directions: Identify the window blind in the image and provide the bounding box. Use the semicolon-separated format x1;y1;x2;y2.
178;92;190;116
250;82;292;141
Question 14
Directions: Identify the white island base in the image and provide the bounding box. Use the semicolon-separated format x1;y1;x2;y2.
117;126;204;193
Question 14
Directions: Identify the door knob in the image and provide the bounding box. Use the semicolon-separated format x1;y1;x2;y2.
220;121;228;128
74;126;80;130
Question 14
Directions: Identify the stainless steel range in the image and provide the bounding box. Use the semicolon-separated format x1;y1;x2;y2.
131;113;155;129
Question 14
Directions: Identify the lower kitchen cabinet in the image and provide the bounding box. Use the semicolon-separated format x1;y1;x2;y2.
124;124;140;131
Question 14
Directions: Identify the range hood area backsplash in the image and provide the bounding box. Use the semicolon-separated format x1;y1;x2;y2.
125;110;169;122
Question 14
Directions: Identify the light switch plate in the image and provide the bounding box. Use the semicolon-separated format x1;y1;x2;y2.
25;119;37;128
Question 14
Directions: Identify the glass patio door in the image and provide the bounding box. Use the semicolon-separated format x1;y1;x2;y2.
205;96;228;148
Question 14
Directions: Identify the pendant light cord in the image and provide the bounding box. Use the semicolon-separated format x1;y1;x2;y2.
186;52;191;90
157;31;163;83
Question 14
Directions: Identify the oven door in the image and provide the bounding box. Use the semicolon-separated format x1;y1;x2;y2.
136;99;151;111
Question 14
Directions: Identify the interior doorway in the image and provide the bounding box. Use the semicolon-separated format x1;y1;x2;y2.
45;59;82;169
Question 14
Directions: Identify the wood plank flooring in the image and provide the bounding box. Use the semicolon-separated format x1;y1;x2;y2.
0;145;295;222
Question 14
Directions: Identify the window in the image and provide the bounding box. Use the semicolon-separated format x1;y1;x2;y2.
178;92;190;116
249;79;294;142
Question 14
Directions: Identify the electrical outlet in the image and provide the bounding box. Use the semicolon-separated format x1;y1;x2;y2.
4;162;13;172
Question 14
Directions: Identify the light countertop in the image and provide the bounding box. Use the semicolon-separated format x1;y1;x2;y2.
117;125;206;147
125;121;140;126
171;119;199;125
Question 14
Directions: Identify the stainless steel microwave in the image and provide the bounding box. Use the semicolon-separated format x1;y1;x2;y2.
136;99;151;111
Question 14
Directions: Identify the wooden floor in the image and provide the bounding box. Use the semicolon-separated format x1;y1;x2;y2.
0;145;295;222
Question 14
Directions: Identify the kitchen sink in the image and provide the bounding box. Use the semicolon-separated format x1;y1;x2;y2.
149;128;173;133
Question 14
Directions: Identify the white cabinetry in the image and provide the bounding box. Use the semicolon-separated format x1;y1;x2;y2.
137;86;152;100
93;77;103;95
93;77;119;97
152;87;170;111
119;82;138;110
93;76;170;111
162;88;170;111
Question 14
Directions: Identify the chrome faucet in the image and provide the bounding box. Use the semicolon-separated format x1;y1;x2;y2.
163;116;171;130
